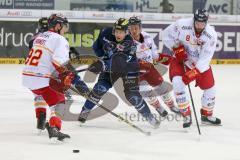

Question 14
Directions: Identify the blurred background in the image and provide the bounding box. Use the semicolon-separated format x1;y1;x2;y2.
0;0;240;64
1;0;240;14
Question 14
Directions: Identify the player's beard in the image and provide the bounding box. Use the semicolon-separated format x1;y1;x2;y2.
194;21;206;35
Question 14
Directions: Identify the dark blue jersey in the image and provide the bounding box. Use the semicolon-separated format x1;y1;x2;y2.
93;27;139;76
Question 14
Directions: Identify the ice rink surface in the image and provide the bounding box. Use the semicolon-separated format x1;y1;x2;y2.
0;64;240;160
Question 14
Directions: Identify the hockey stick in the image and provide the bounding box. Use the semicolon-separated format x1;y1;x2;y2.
70;86;151;136
183;64;201;135
75;59;104;73
75;68;89;73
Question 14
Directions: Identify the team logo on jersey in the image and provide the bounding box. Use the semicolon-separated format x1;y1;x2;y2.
196;39;205;46
189;38;205;47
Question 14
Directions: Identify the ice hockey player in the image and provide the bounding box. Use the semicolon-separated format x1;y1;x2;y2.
27;17;50;133
129;16;180;117
22;13;88;141
27;17;78;133
162;9;221;128
78;18;160;128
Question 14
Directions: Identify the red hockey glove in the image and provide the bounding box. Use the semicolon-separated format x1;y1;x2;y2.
58;71;75;91
182;68;200;85
172;45;187;62
157;53;173;65
138;60;153;71
50;71;75;92
52;62;76;91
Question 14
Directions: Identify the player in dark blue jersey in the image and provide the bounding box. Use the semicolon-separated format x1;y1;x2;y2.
78;18;160;128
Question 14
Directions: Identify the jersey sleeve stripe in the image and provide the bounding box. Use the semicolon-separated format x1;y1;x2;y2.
34;45;54;54
22;71;52;78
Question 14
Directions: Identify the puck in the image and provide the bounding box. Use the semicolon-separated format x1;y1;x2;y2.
73;150;80;153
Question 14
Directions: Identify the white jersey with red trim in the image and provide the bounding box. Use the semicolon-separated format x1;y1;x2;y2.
162;18;217;73
22;31;69;90
135;31;159;63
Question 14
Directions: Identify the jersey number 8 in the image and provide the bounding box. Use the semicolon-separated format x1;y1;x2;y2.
25;48;43;66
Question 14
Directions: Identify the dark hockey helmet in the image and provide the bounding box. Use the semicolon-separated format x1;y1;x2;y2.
129;16;142;26
38;17;48;32
194;9;209;23
48;13;69;29
114;18;129;31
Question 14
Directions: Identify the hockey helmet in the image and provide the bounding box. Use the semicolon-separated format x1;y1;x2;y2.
129;16;142;26
114;18;129;31
194;9;209;23
38;17;48;32
48;13;69;29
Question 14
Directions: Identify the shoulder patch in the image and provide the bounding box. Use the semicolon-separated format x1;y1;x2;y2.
202;30;212;39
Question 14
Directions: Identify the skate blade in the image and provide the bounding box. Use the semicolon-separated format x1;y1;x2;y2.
49;137;70;144
49;137;71;144
61;137;70;143
49;137;62;144
201;121;222;126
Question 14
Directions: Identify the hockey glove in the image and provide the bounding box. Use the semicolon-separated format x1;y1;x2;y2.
157;53;173;65
138;60;153;71
172;44;187;62
182;68;200;85
58;71;75;91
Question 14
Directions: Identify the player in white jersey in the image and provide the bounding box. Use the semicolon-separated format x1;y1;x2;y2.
129;17;180;117
27;17;49;132
162;9;221;128
22;14;75;141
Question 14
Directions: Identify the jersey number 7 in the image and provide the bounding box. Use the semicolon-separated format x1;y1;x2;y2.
25;48;43;66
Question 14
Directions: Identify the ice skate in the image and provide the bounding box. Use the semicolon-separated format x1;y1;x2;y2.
183;114;192;128
45;122;70;141
201;115;221;126
78;109;90;123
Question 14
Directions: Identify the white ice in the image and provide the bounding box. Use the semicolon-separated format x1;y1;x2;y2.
0;64;240;160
